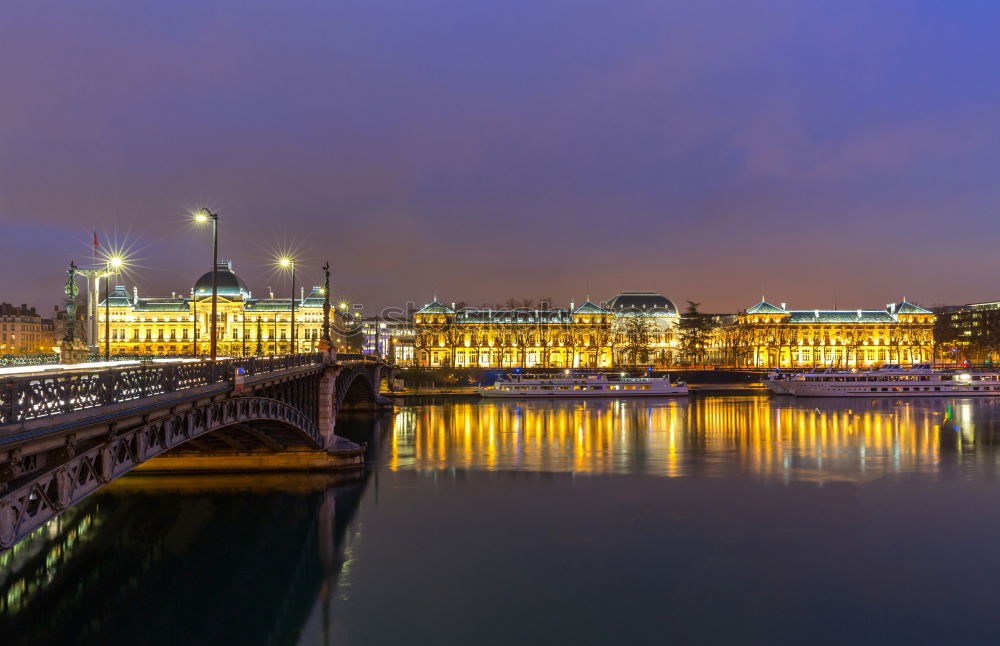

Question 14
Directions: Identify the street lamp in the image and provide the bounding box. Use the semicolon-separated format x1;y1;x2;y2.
190;287;198;357
322;262;331;345
278;256;296;354
104;255;123;361
194;208;220;360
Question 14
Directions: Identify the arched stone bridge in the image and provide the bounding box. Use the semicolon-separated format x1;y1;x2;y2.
0;352;396;551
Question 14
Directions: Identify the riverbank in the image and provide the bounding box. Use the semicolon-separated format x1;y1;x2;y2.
395;367;768;390
389;382;770;397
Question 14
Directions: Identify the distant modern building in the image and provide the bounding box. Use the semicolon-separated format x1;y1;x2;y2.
98;261;354;356
935;301;1000;365
711;299;934;368
412;291;680;368
0;303;57;355
362;316;416;365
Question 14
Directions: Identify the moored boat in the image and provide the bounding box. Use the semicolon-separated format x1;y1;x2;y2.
478;372;688;398
763;364;1000;397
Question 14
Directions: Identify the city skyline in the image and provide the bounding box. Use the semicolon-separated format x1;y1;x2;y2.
4;1;1000;311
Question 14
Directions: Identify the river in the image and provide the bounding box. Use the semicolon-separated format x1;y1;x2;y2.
4;395;1000;645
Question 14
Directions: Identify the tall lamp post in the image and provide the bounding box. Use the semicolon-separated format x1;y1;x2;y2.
279;257;297;354
190;287;198;358
194;209;220;360
322;262;331;344
104;256;123;361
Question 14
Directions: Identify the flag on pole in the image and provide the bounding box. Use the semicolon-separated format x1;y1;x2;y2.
93;231;99;263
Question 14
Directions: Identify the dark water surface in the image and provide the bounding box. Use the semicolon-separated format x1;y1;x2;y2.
5;396;1000;645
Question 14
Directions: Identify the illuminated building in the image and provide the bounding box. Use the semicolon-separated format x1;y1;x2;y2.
363;316;415;365
711;299;934;368
412;292;680;368
0;303;57;354
97;261;352;356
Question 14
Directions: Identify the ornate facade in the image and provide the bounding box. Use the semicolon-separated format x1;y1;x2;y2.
0;303;56;354
98;261;352;356
413;292;680;368
710;300;934;368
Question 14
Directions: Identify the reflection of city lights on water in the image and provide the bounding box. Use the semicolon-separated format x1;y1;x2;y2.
388;398;1000;482
1;507;100;615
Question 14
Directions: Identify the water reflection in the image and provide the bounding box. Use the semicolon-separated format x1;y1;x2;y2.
388;397;1000;482
9;397;1000;644
0;472;368;646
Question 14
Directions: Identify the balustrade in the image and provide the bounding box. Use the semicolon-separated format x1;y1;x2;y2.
0;353;326;425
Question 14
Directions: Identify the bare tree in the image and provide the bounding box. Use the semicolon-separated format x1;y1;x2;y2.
614;314;653;367
414;330;436;366
444;321;465;367
560;326;577;369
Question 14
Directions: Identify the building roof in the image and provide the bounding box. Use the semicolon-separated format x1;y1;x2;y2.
574;301;607;314
0;303;40;317
243;296;324;312
99;285;133;308
745;301;787;314
787;310;897;324
743;298;931;323
896;300;932;315
245;299;292;313
605;292;678;316
193;260;249;299
416;300;454;315
453;308;574;324
301;286;326;308
133;298;189;313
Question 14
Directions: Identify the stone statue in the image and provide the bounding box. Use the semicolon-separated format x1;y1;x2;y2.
64;262;79;344
60;261;88;364
318;261;336;362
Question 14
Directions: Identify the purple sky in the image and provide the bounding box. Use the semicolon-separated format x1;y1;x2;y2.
3;0;1000;314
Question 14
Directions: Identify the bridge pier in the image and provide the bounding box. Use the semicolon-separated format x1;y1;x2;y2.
318;365;342;450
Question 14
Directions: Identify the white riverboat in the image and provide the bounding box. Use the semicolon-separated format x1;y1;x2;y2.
764;364;1000;397
478;372;688;398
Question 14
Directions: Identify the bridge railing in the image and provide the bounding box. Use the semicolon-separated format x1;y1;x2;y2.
0;353;325;426
337;353;380;363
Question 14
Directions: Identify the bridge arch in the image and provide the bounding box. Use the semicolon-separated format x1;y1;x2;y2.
336;365;379;409
0;397;324;550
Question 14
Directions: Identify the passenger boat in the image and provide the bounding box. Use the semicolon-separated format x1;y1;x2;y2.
764;364;1000;397
478;372;688;398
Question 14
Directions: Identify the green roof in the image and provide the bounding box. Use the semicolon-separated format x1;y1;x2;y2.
99;285;132;308
245;299;292;312
746;301;786;314
416;300;454;315
455;309;573;324
896;300;931;315
787;310;896;324
300;286;326;308
574;301;607;314
133;299;189;312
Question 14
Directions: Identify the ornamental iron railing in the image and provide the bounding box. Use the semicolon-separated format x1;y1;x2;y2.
0;354;62;368
0;354;325;426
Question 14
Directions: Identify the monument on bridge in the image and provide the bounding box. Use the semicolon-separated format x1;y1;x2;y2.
316;261;337;363
60;262;89;364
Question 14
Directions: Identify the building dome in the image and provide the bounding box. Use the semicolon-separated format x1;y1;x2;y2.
193;261;249;299
605;292;678;316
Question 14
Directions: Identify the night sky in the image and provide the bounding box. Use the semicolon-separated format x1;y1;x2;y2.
3;0;1000;313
